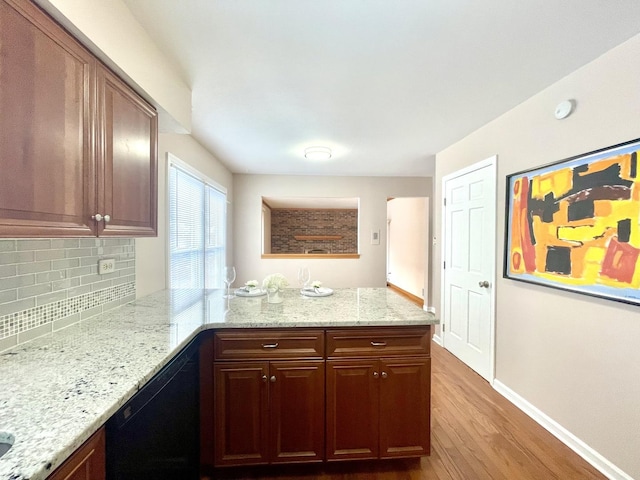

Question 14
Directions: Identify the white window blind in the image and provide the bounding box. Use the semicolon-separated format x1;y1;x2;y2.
169;161;226;293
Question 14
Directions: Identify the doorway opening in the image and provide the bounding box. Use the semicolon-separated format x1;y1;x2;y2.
386;197;429;308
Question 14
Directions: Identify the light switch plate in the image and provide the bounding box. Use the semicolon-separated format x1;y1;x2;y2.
371;229;380;245
98;258;116;275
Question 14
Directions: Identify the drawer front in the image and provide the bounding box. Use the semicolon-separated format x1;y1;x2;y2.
214;329;325;360
326;327;430;358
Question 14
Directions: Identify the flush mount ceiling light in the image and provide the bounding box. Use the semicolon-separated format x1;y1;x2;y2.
304;146;332;161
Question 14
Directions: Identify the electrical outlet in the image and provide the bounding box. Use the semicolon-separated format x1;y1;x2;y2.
98;258;116;275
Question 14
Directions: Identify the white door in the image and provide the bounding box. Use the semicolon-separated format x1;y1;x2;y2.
442;157;496;381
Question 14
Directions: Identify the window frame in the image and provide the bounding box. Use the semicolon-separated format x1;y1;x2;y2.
167;153;228;291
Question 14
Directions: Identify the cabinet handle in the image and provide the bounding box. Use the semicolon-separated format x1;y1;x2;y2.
270;375;276;383
381;371;388;379
373;371;379;378
262;374;268;382
103;214;111;223
370;341;387;347
262;343;279;349
91;213;103;222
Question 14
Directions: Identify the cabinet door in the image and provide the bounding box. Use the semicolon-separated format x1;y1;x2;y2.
326;359;379;461
0;0;96;237
269;360;325;464
96;65;157;237
214;362;269;466
48;428;105;480
379;357;431;458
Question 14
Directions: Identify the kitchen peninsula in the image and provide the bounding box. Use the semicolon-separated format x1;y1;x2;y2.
0;288;437;479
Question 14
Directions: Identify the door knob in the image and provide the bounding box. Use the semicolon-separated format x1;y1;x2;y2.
478;280;490;288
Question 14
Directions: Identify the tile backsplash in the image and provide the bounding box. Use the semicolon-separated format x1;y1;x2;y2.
0;238;135;352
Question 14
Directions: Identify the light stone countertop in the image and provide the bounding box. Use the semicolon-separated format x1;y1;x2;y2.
0;287;438;480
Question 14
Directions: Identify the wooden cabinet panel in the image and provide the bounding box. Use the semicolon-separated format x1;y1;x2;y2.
326;327;430;358
97;65;157;236
214;362;269;466
206;327;432;470
48;427;105;480
326;359;379;460
0;0;95;237
214;329;324;361
269;360;325;464
0;0;158;238
379;357;431;458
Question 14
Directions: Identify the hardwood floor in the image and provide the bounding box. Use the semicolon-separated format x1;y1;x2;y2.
209;342;606;480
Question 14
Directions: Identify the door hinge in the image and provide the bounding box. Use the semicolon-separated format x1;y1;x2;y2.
444;198;447;206
443;261;446;270
442;323;445;332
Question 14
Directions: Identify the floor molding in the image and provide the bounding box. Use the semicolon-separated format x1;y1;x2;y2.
432;334;443;346
493;379;632;480
386;282;423;307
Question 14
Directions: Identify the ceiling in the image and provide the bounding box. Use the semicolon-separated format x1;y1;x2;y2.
123;0;640;177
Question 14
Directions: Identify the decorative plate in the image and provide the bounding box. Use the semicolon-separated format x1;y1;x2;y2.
300;287;333;297
234;288;267;297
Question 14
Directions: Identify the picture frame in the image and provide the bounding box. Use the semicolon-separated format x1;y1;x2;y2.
504;138;640;305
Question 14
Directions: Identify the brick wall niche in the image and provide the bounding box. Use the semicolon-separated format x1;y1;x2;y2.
271;209;357;254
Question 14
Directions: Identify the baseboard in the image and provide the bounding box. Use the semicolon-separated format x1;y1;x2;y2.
492;379;633;480
432;334;442;346
386;282;423;307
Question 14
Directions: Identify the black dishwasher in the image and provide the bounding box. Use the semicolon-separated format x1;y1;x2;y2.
106;337;200;480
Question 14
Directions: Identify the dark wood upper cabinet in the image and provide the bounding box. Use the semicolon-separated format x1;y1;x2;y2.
96;65;158;236
0;0;158;238
0;0;95;237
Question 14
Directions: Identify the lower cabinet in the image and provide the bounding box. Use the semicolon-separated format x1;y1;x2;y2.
207;329;326;468
202;326;431;471
213;360;325;466
326;357;431;460
48;427;105;480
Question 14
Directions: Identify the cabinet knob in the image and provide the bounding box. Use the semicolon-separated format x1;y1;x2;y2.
91;213;103;222
262;374;268;382
373;371;379;378
103;214;111;223
381;371;388;379
270;375;276;383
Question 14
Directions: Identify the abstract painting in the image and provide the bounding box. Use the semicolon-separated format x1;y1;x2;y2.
504;138;640;305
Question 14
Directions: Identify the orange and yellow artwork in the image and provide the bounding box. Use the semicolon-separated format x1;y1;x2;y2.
505;139;640;305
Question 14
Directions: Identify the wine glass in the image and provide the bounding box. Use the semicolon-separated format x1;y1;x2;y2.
223;266;236;298
297;266;310;290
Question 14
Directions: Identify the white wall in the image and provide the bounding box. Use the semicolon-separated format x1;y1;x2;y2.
136;134;233;298
35;0;191;133
387;197;428;300
434;33;640;479
234;175;431;289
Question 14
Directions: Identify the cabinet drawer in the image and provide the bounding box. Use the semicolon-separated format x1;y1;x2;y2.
326;327;430;358
214;329;324;360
